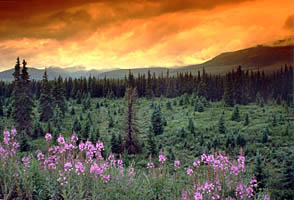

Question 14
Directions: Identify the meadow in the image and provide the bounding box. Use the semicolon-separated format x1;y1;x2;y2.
0;95;293;199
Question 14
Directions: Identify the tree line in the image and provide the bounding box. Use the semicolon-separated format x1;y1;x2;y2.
0;64;292;106
1;58;293;135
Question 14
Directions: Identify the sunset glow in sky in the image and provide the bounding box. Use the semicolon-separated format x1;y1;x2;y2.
0;0;293;70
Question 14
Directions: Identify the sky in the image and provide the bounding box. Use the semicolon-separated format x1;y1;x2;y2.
0;0;293;71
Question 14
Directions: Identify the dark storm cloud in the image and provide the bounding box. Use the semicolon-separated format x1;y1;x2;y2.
0;0;254;40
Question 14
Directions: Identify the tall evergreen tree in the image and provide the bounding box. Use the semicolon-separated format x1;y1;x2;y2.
39;70;53;122
231;105;240;121
218;112;226;134
187;118;195;135
226;133;235;150
19;131;30;152
124;87;142;154
76;90;82;104
117;134;123;154
0;100;3;117
147;126;157;156
278;153;294;199
254;153;267;190
83;118;91;140
151;105;164;136
223;72;234;106
73;118;82;137
111;132;119;153
236;132;246;148
52;76;67;116
53;105;63;128
244;113;249;126
12;58;34;135
89;127;100;144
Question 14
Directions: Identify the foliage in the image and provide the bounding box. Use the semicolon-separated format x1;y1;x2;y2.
0;129;270;200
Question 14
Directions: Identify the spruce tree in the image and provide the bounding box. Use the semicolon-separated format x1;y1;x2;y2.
108;114;114;128
117;134;123;154
195;100;204;112
179;97;184;106
226;133;235;150
0;100;3;117
89;127;100;144
262;128;268;143
47;121;52;134
87;112;92;123
278;153;294;199
111;132;119;153
236;132;246;148
53;105;63;128
33;121;44;139
166;100;172;110
212;135;220;150
124;87;142;154
19;131;29;152
83;118;91;140
12;58;34;135
73;118;82;136
52;76;67;116
39;70;53;122
76;90;82;104
200;133;204;146
231;105;240;121
187;118;195;135
218;112;226;134
147;127;157;156
151;105;164;136
6;106;12;118
272;115;277;127
223;72;234;106
70;106;75;115
244;113;249;126
83;93;91;110
179;127;186;138
254;153;267;190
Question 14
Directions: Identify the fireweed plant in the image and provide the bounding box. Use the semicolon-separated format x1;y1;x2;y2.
0;129;270;200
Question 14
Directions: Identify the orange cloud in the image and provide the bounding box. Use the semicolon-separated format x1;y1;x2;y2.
0;0;292;70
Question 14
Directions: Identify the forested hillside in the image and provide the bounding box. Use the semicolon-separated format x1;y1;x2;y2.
0;58;293;199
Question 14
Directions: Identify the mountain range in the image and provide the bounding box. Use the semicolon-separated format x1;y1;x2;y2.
0;41;293;81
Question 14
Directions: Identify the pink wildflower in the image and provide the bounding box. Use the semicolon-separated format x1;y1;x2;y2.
147;162;155;169
45;133;52;141
129;167;134;177
96;141;104;151
22;157;30;171
194;192;203;200
102;174;110;183
71;135;78;143
37;152;44;161
64;162;73;172
159;154;166;164
174;160;180;169
193;160;200;168
117;160;123;168
57;135;65;145
75;161;85;175
264;195;270;200
79;142;85;151
11;128;17;137
187;168;193;176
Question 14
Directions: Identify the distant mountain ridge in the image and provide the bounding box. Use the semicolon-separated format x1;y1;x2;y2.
175;45;294;75
0;41;293;81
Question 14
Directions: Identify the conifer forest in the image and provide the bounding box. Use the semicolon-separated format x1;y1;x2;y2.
0;56;293;199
